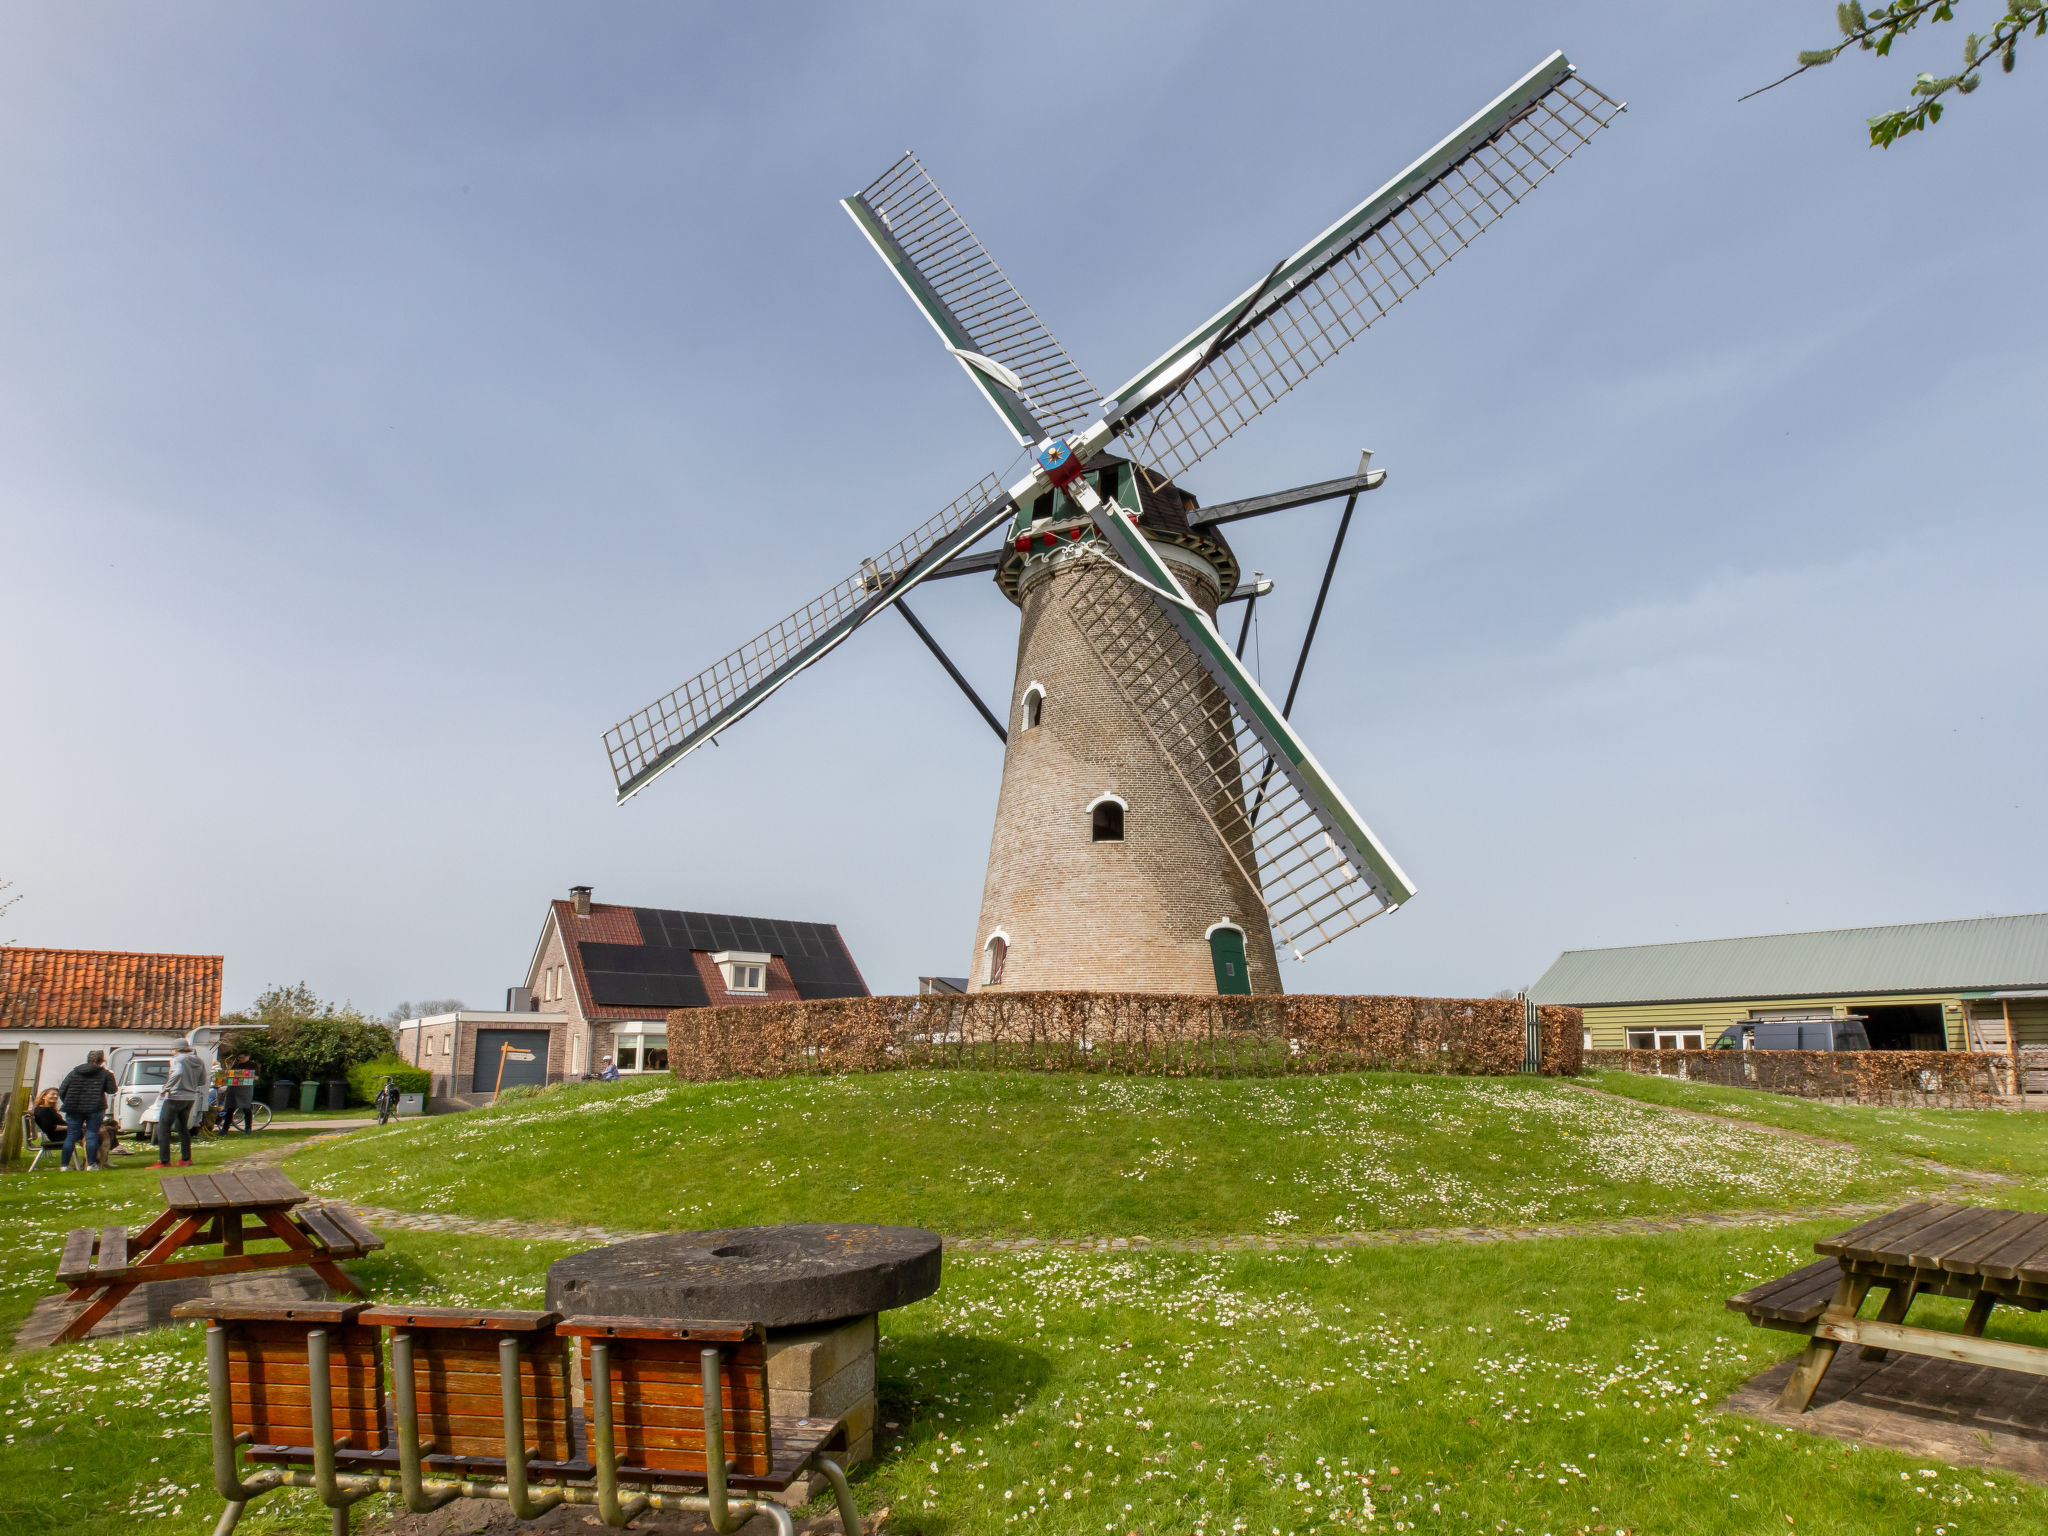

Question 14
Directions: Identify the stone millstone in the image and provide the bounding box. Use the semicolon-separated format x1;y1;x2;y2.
544;1223;941;1328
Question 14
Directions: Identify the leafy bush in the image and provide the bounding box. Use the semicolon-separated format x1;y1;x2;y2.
347;1056;431;1106
221;982;396;1088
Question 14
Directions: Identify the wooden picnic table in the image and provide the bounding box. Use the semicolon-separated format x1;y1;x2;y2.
52;1166;382;1344
1728;1200;2048;1413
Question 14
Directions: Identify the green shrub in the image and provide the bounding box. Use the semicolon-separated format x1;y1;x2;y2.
347;1056;431;1106
221;982;397;1089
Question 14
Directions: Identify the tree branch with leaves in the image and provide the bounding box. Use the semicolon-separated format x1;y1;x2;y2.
1745;2;2045;145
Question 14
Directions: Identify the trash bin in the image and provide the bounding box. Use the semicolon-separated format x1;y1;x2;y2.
324;1079;347;1112
299;1080;319;1113
270;1080;297;1112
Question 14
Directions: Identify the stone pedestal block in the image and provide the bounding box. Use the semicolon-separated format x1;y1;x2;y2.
765;1313;877;1505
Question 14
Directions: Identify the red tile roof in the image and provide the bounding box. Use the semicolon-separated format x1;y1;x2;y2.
549;901;848;1018
0;947;223;1033
552;901;659;1022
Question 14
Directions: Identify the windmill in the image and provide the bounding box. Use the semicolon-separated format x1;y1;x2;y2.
604;52;1622;995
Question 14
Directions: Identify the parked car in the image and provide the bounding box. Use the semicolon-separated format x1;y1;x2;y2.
1711;1018;1871;1052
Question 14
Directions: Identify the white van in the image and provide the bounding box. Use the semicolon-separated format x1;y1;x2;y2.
111;1035;223;1134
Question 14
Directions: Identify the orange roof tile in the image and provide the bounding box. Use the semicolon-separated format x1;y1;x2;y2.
0;947;223;1033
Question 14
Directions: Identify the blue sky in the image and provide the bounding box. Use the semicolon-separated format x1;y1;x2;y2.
4;4;2043;1011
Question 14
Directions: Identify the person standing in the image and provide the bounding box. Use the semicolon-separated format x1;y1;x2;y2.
155;1042;208;1167
216;1053;256;1134
55;1050;118;1171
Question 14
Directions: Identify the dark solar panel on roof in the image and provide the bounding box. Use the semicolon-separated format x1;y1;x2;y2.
620;908;867;999
586;971;712;1010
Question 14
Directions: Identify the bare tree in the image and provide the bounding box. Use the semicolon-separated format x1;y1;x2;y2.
387;998;467;1025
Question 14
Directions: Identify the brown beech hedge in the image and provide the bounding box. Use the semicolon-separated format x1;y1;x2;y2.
666;992;1583;1083
1582;1048;2014;1107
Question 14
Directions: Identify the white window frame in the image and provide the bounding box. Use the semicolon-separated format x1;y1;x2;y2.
1021;682;1045;730
713;951;771;994
613;1024;668;1075
983;929;1011;986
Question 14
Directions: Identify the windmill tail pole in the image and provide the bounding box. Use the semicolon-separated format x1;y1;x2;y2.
895;598;1008;743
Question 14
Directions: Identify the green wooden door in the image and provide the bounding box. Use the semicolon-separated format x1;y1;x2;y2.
1209;927;1251;995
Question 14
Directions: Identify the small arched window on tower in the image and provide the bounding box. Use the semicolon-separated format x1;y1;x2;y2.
984;933;1008;985
1022;683;1044;731
1089;794;1126;843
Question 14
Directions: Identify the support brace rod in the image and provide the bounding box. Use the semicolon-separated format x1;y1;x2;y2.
1282;471;1364;717
1189;466;1384;529
895;600;1007;743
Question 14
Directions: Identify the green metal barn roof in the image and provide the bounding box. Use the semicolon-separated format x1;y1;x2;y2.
1528;912;2048;1008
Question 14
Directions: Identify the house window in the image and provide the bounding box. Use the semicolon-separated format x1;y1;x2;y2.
1090;795;1125;842
713;951;771;993
1022;684;1044;730
1628;1029;1702;1050
985;934;1008;985
614;1028;668;1073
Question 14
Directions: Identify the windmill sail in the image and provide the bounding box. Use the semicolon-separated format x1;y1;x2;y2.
844;154;1100;446
604;474;1011;802
1109;52;1623;481
1064;556;1396;957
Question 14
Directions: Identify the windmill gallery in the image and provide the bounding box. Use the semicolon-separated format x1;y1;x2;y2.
604;53;1624;998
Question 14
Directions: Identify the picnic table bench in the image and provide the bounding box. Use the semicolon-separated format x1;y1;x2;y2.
172;1299;862;1535
1728;1200;2048;1412
54;1167;381;1343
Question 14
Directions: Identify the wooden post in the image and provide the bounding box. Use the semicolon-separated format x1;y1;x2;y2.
1779;1274;1868;1413
1860;1280;1919;1362
0;1041;43;1166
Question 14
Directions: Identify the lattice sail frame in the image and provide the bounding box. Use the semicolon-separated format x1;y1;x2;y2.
845;154;1100;444
1063;554;1390;958
604;473;1008;800
1115;62;1624;483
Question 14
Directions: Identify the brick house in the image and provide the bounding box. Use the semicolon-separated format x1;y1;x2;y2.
0;946;225;1104
395;887;868;1105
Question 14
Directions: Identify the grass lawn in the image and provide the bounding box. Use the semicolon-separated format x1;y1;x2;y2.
287;1071;1942;1238
5;1072;2047;1535
1581;1070;2048;1199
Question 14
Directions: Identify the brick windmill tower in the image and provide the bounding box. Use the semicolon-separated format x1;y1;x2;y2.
601;54;1622;995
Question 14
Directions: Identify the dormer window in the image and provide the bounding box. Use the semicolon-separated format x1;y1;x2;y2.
713;951;771;993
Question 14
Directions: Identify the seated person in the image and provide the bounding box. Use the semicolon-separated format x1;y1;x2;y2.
31;1087;64;1144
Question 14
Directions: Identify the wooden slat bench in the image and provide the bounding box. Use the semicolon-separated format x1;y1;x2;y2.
1727;1202;2048;1414
177;1301;861;1535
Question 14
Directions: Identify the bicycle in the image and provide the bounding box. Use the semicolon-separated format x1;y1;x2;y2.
374;1076;399;1125
215;1099;274;1136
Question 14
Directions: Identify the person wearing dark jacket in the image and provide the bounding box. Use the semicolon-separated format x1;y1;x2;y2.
56;1051;118;1171
32;1088;64;1144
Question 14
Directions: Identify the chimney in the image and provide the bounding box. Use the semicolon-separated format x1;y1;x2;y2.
571;885;592;918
